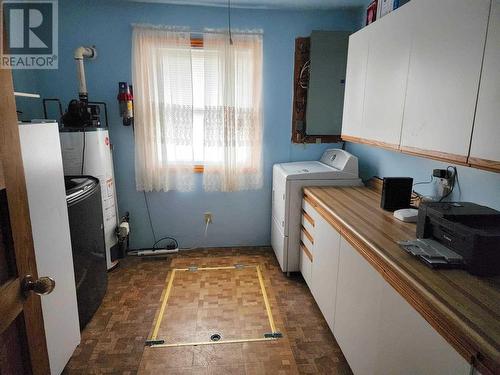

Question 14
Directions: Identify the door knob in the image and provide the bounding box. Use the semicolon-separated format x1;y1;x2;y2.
22;275;55;296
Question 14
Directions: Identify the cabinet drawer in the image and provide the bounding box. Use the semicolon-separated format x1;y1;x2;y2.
301;210;315;236
300;226;314;254
300;241;313;287
302;198;316;218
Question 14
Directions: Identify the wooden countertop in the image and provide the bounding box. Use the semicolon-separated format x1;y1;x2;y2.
303;185;500;375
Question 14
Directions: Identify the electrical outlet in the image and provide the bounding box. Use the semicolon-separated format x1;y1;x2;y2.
204;212;213;224
435;167;457;199
437;178;451;197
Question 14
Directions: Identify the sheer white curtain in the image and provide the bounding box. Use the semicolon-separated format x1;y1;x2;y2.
132;26;263;192
132;25;195;192
202;32;263;192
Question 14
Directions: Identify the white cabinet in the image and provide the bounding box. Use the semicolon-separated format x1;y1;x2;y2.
361;3;414;148
310;214;340;332
400;0;490;160
377;280;470;375
333;237;470;375
334;237;385;375
300;199;316;288
299;242;313;287
469;0;500;170
341;27;370;139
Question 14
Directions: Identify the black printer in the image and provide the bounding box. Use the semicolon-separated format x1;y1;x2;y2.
416;202;500;276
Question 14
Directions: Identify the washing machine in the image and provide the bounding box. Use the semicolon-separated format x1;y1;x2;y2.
65;176;108;330
271;149;362;273
60;128;119;270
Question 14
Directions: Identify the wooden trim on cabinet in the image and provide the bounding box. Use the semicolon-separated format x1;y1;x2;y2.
400;145;469;165
341;223;491;375
304;193;342;232
341;134;400;151
341;135;488;170
468;156;500;173
303;194;317;209
301;226;314;244
300;241;313;262
301;209;315;227
304;186;500;375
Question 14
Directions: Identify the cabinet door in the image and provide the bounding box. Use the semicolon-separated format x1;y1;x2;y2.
341;27;370;139
361;3;414;148
333;237;384;375
469;0;500;172
376;279;470;375
334;236;471;375
306;31;350;136
310;214;341;332
400;0;490;162
299;242;313;287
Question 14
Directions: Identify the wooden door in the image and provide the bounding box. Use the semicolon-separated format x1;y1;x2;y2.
0;59;51;374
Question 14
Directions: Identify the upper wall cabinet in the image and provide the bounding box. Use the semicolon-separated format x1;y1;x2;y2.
399;0;490;163
360;2;415;149
341;28;369;140
342;0;499;172
469;0;500;172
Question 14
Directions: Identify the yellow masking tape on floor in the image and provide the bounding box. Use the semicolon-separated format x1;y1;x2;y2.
151;268;176;340
152;337;275;348
256;264;277;333
149;264;279;347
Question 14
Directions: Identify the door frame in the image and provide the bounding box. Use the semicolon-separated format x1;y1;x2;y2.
0;44;51;375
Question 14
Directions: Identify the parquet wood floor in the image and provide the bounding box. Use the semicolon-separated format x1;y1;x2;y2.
63;247;352;374
152;265;272;345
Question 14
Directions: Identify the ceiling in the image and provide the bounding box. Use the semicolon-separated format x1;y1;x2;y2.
128;0;366;10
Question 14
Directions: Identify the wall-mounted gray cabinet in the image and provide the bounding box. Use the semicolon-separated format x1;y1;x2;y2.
306;31;350;137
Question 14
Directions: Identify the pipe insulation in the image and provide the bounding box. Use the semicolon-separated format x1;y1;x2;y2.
74;46;96;100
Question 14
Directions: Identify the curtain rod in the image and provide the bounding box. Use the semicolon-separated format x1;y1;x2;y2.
131;23;263;36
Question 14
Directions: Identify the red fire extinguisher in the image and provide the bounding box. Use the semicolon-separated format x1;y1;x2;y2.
117;82;134;126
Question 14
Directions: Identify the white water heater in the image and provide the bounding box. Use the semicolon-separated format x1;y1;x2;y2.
60;128;119;270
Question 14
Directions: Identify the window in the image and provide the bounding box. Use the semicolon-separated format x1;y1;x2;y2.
132;26;263;192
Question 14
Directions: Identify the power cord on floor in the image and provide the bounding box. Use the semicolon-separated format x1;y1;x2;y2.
129;192;209;255
143;191;157;244
136;191;179;252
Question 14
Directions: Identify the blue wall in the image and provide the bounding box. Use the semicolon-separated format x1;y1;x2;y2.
13;0;361;249
346;143;500;211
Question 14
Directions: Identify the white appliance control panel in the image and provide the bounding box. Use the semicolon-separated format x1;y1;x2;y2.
320;149;359;176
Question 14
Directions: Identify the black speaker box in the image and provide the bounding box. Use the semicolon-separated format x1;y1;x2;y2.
381;177;413;211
